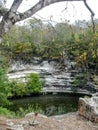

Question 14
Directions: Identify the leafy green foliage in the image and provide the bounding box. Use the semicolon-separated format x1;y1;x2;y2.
15;104;41;117
0;67;42;108
0;107;15;118
0;68;12;106
10;73;43;97
73;75;87;88
26;73;42;94
1;18;98;71
10;80;26;97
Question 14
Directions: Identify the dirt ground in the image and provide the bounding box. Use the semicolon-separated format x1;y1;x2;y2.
0;112;98;130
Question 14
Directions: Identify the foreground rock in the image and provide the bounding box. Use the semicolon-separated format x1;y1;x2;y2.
6;125;24;130
0;112;98;130
78;93;98;122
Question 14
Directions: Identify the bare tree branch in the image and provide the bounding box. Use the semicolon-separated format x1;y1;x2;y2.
83;0;95;32
15;0;83;22
83;0;95;16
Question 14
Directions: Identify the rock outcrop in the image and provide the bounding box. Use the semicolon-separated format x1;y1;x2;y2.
78;93;98;122
7;60;97;94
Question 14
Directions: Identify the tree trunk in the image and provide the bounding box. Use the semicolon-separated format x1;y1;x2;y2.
0;18;14;38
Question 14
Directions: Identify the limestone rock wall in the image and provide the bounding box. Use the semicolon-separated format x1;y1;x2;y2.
78;94;98;122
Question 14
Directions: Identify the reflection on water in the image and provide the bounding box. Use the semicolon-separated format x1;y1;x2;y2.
10;95;80;116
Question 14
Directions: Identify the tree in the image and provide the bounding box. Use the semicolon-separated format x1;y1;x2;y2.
0;0;94;40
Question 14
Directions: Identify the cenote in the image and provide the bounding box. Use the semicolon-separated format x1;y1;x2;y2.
9;94;84;116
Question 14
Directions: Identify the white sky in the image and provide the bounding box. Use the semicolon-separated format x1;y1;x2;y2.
6;0;98;24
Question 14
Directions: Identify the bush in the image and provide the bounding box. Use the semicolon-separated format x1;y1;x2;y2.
0;107;15;118
73;75;87;88
10;80;26;97
15;104;41;117
26;73;42;94
0;68;12;106
10;73;43;96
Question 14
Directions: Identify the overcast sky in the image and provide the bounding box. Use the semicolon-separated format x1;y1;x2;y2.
6;0;98;24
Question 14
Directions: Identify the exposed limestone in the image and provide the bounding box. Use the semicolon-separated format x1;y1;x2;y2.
6;125;24;130
7;60;97;95
6;119;24;130
7;57;98;95
78;93;98;122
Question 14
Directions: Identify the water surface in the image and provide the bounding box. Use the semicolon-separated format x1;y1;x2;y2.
10;94;80;116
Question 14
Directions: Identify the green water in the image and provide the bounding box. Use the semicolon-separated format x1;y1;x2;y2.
10;94;80;116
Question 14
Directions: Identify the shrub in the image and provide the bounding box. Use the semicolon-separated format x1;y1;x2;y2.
0;107;15;118
10;80;26;97
73;75;87;88
15;104;41;117
10;73;43;97
26;73;42;94
0;68;12;106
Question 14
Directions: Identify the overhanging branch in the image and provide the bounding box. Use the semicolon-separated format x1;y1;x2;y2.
15;0;95;33
15;0;83;22
83;0;95;32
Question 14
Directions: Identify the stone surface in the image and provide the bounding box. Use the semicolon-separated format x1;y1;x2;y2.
6;125;24;130
78;94;98;122
7;61;75;92
7;60;96;94
0;112;98;130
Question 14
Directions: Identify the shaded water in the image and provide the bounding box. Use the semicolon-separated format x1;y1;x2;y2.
10;94;81;116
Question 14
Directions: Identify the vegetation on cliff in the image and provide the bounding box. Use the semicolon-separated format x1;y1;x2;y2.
0;19;98;73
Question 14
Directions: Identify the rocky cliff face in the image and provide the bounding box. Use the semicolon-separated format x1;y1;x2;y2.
7;59;97;95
